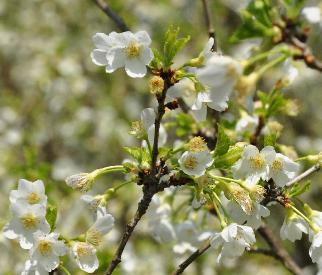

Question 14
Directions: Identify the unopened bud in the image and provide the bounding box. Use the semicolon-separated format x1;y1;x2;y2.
65;173;95;192
149;76;164;95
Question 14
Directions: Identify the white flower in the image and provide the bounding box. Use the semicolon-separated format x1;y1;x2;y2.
10;179;47;207
141;108;167;147
201;37;215;61
146;195;176;243
72;242;99;273
310;232;322;263
91;31;154;78
21;260;47;275
30;232;67;272
150;218;176;243
86;210;114;246
173;221;212;254
268;153;300;187
179;150;213;177
221;192;269;229
192;55;242;120
302;6;321;24
280;211;308;242
3;204;50;249
235;112;259;136
211;223;256;262
233;145;276;185
81;194;104;212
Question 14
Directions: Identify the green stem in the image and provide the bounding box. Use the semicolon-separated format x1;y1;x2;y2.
60;265;72;275
289;205;319;233
208;192;227;228
257;54;289;79
93;165;125;177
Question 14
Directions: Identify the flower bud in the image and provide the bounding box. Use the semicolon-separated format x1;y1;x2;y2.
129;121;145;138
149;76;164;95
65;173;95;192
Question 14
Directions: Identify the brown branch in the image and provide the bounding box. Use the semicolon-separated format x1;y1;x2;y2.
287;163;321;186
105;192;153;275
291;36;322;73
249;247;279;260
200;0;216;51
172;241;211;275
92;0;129;32
258;226;304;275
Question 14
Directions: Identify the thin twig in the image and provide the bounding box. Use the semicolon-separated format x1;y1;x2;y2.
258;226;304;275
287;163;320;186
92;0;129;32
172;241;211;275
249;247;279;259
200;0;216;51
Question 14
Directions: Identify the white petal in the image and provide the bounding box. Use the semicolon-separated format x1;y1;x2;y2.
261;146;276;164
139;47;154;65
135;31;152;45
125;58;147;78
141;108;156;130
91;49;109;66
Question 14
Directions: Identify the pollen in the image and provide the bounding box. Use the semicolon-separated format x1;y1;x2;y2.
183;156;198;170
76;243;90;257
188;137;206;152
250;154;265;169
27;192;40;204
125;41;141;58
272;159;283;171
86;229;103;247
38;240;52;256
20;213;39;229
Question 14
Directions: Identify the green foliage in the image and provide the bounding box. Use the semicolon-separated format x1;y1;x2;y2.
213;145;244;168
288;181;311;198
46;204;57;231
214;124;230;157
123;147;151;167
257;88;287;118
230;0;276;42
175;113;195;137
264;133;277;147
163;26;190;69
282;0;305;19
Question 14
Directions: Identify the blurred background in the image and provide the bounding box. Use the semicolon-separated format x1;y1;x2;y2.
0;0;322;274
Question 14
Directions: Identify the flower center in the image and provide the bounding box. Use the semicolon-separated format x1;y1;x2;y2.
250;154;265;169
188;137;206;152
272;159;283;171
226;63;238;78
20;213;39;229
27;192;40;204
86;229;103;247
38;240;52;256
183;156;198;170
125;41;141;58
76;243;90;256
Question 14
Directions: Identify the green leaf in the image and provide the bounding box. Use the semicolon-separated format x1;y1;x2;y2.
213;145;244;168
288;181;311;197
214;124;230;157
150;48;163;69
264;133;277;147
123;147;151;167
282;0;305;19
46;204;57;231
163;26;190;68
230;0;275;42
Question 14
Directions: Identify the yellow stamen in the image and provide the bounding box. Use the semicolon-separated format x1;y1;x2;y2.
250;154;265;169
188;137;206;152
272;159;283;171
125;41;141;58
86;229;103;247
183;156;198;170
20;214;39;229
38;240;52;256
76;243;90;256
27;192;40;204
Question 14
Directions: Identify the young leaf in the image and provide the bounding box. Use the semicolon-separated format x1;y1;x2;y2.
163;26;190;69
288;181;311;197
264;133;277;147
46;204;57;231
214;124;230;156
213;145;244;168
